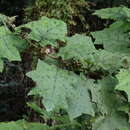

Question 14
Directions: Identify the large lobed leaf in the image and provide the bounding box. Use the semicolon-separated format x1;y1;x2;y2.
93;6;130;21
91;76;130;130
0;16;67;72
59;34;123;72
17;16;67;46
59;34;96;61
92;26;130;54
90;50;122;72
0;122;23;130
27;60;94;119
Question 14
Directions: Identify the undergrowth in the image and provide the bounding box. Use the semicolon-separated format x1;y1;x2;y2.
0;5;130;130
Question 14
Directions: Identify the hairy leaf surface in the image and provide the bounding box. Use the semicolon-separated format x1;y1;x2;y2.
59;34;96;59
92;27;130;54
27;60;94;119
58;34;97;69
0;122;23;130
18;17;67;46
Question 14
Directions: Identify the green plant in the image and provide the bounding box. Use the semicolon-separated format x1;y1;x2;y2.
0;6;130;130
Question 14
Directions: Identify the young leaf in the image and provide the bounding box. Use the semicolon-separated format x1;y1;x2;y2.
27;60;94;119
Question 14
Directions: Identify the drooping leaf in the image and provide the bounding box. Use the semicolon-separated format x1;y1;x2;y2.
93;6;130;21
17;16;67;46
0;27;27;72
27;60;94;119
115;69;130;102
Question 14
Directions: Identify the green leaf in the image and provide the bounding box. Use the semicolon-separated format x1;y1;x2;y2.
92;27;130;54
118;104;130;122
109;20;130;32
90;76;119;115
115;69;130;102
16;120;50;130
18;16;67;46
92;20;130;68
59;34;96;59
0;27;20;60
27;102;52;119
67;79;95;119
93;6;130;21
91;76;130;130
58;34;96;69
27;60;94;119
59;34;122;72
90;50;122;72
0;121;23;130
92;112;130;130
0;27;27;72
